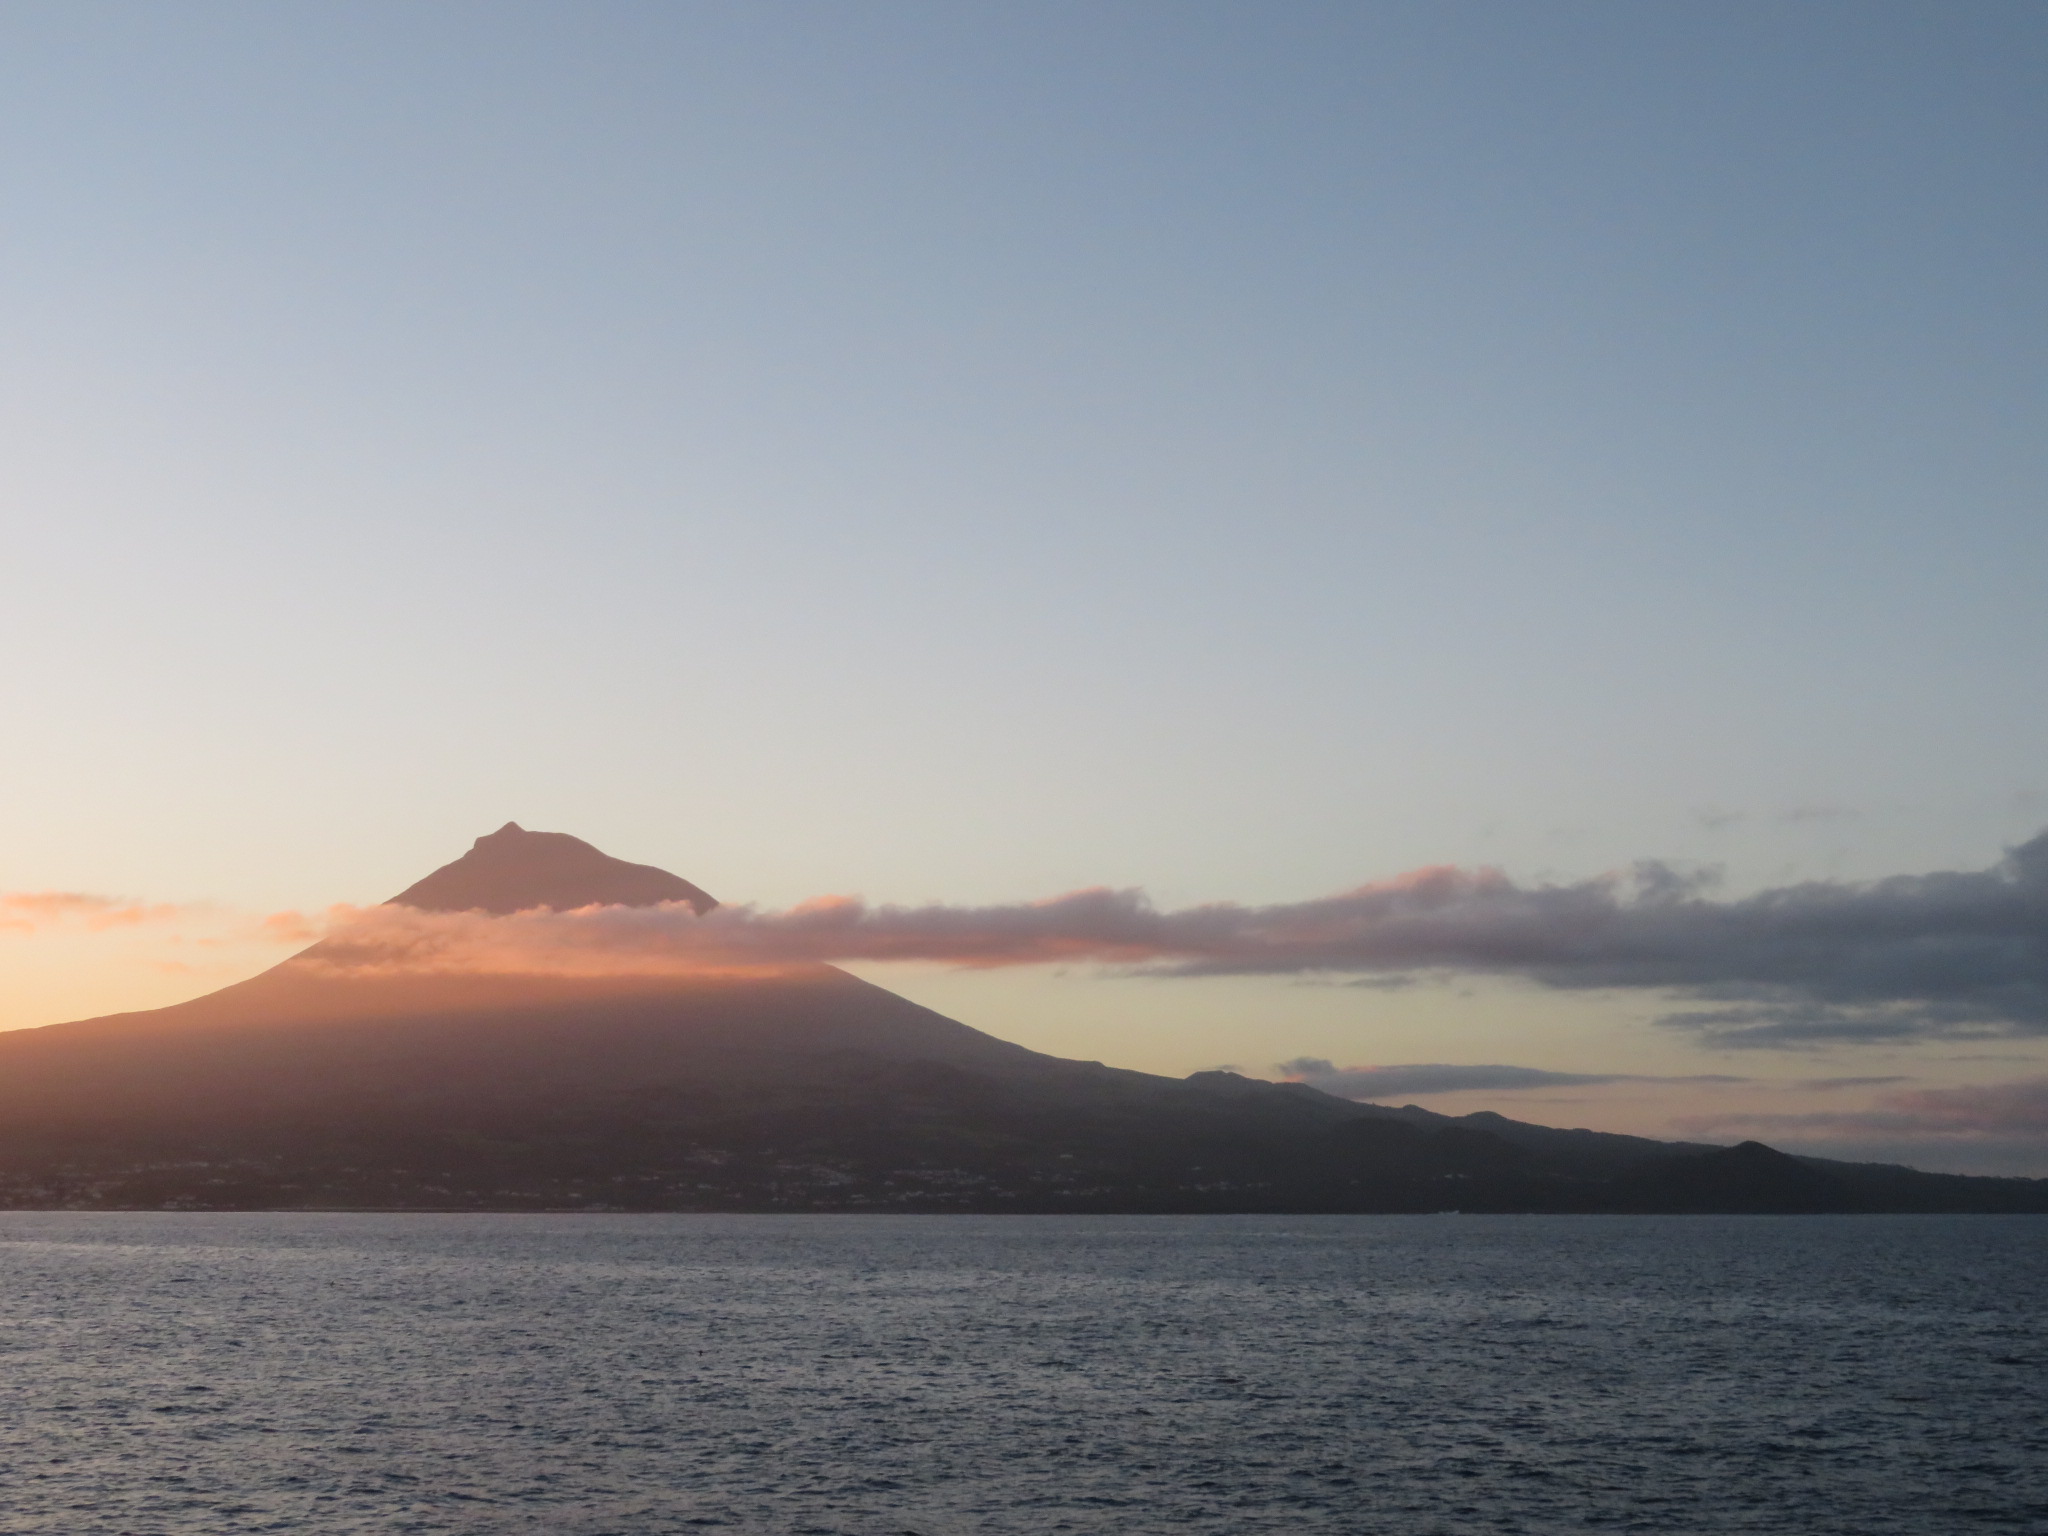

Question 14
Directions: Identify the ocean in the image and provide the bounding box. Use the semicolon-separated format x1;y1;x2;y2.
0;1213;2041;1534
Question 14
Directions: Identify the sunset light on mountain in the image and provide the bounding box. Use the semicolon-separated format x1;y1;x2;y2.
3;7;2045;1531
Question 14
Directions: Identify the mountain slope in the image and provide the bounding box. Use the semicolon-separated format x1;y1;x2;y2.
1;827;2041;1214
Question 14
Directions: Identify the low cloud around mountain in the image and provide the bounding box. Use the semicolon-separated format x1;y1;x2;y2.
282;829;2048;1048
28;829;2045;1050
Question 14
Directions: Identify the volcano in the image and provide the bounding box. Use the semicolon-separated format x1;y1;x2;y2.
1;827;2042;1214
0;824;1050;1119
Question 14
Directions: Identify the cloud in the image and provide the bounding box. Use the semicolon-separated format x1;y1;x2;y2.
246;827;2048;1047
0;891;193;934
1782;803;1859;824
291;888;1222;979
1793;1076;1914;1091
1678;1078;2048;1144
1883;1078;2048;1136
1277;1058;1746;1099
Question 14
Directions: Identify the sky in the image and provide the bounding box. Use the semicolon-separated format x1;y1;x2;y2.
2;1;2045;1174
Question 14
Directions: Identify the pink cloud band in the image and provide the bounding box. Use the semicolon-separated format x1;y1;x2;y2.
274;826;2048;1049
0;891;193;934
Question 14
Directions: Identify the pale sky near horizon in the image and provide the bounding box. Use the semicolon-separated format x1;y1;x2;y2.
3;2;2045;1173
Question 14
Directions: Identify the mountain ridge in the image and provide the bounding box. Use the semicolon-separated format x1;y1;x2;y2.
1;826;2040;1214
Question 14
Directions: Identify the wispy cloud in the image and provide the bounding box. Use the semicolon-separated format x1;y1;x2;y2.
1678;1078;2048;1143
1275;1059;1747;1098
35;829;2048;1052
1793;1076;1914;1091
1782;803;1860;824
0;891;193;934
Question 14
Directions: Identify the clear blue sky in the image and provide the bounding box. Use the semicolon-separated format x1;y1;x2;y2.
3;3;2044;1169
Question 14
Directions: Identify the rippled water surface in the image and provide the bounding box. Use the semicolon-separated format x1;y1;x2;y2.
1;1213;2043;1534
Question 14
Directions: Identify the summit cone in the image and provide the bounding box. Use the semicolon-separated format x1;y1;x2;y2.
389;822;717;915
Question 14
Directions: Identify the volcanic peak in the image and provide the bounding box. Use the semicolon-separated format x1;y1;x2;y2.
387;822;717;915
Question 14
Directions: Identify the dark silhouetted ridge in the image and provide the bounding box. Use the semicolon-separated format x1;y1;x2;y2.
1618;1139;1861;1214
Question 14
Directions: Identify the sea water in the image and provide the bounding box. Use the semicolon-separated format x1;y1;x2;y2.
0;1213;2041;1535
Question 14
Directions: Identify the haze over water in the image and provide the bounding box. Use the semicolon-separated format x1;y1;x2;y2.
3;1213;2042;1534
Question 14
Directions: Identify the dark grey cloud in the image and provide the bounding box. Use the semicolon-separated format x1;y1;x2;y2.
1166;829;2048;1049
1277;1059;1746;1099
